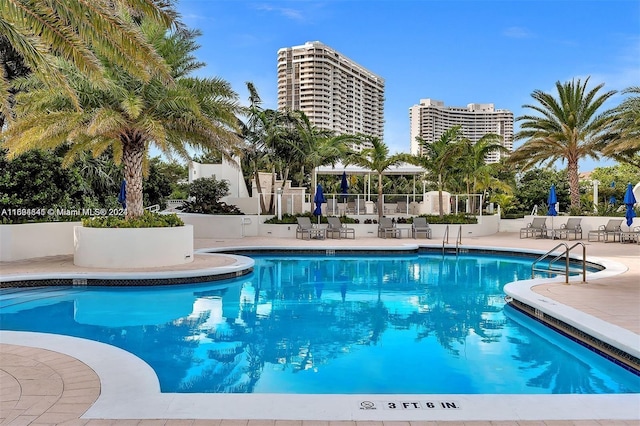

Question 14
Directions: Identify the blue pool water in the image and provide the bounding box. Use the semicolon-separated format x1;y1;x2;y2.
1;253;638;394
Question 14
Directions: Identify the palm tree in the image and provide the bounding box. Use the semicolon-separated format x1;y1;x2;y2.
239;82;270;214
2;21;241;219
600;86;640;170
458;133;509;212
0;0;175;116
290;111;355;204
509;77;616;211
347;136;413;221
413;127;466;218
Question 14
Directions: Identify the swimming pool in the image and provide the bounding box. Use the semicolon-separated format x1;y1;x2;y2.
1;252;638;395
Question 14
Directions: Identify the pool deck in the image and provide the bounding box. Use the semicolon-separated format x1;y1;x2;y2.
1;232;639;425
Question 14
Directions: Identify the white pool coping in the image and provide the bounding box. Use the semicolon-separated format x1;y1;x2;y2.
1;245;639;421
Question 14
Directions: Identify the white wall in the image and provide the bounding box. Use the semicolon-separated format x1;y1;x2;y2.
74;225;194;268
179;213;256;239
189;158;249;198
0;222;81;261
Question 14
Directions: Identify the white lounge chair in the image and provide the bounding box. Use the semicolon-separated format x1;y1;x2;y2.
520;217;547;239
378;217;400;238
412;217;432;239
551;218;583;240
588;219;623;242
326;217;355;239
296;217;325;240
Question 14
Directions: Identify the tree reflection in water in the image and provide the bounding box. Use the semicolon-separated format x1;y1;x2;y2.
1;253;638;394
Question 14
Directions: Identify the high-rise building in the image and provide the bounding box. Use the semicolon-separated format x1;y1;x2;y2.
277;41;385;151
409;99;514;163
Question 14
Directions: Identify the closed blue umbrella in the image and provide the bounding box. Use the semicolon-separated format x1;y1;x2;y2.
547;184;557;236
623;183;636;228
117;179;127;209
313;184;326;222
340;171;349;202
547;184;557;216
609;181;616;205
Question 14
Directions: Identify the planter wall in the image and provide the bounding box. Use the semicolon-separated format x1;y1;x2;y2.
74;225;193;268
0;222;81;261
179;213;257;239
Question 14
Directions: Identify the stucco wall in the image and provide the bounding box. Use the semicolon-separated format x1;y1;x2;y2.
74;225;194;268
0;222;81;261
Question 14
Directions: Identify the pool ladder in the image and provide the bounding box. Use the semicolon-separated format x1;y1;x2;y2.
531;242;587;284
442;225;462;255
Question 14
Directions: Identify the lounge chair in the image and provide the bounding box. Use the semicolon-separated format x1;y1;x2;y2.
551;218;583;240
396;201;408;214
520;217;547;239
412;217;432;239
345;201;356;214
621;226;640;244
296;217;325;240
326;217;355;239
588;219;623;242
378;217;400;238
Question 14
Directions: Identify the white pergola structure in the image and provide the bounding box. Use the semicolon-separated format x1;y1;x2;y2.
315;162;427;215
316;162;427;200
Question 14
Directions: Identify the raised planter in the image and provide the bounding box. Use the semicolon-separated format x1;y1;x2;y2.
74;225;194;268
0;222;81;261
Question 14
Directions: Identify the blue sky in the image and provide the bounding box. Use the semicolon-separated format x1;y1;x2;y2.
176;0;640;172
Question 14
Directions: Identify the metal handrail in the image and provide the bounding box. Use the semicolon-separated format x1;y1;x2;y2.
531;242;587;284
442;225;449;255
455;225;462;255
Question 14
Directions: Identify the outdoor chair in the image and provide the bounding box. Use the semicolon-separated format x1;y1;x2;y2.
520;217;547;239
296;217;325;240
588;219;623;242
383;203;397;214
412;217;432;239
378;217;400;238
621;226;640;244
396;201;408;214
326;217;355;239
551;218;583;240
346;201;356;214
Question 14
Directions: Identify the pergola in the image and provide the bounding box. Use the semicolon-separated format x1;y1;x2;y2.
315;162;427;201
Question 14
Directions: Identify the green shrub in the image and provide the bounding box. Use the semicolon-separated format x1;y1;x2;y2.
82;211;184;228
413;214;478;224
263;213;358;225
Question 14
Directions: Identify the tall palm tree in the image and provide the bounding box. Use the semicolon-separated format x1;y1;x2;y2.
239;82;271;214
347;136;413;221
413;127;466;218
0;0;175;116
600;86;640;170
2;21;241;219
509;77;616;210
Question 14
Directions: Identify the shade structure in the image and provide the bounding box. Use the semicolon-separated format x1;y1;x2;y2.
624;183;637;228
117;179;127;209
313;184;326;220
340;171;349;202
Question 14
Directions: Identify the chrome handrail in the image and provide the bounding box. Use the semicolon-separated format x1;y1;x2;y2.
442;225;449;255
531;242;587;284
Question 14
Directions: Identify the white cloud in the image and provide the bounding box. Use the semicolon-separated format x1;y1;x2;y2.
253;3;305;21
503;26;534;39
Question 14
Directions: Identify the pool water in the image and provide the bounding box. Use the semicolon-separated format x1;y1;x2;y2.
1;253;638;394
